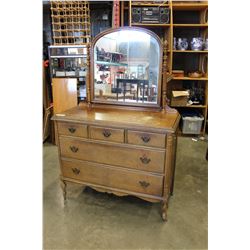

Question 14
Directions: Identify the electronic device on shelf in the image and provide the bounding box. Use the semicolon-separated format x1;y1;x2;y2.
132;7;170;24
132;7;142;23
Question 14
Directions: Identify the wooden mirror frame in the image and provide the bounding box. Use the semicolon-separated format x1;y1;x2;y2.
90;26;163;108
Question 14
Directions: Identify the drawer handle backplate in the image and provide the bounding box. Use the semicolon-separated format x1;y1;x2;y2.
140;155;151;164
141;135;151;143
70;146;78;153
103;130;111;137
72;168;80;175
68;127;76;133
139;181;150;188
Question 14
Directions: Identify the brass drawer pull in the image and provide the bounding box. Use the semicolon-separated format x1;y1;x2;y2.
68;127;76;133
103;129;111;137
72;168;80;175
140;155;151;164
70;146;78;153
139;181;150;188
141;135;150;143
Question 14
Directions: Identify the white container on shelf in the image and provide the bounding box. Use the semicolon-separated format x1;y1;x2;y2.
65;71;76;76
55;71;65;77
79;71;87;77
182;114;204;134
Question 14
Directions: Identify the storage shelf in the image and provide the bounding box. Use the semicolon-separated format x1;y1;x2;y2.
173;24;208;28
172;3;208;11
177;129;204;137
171;105;206;109
50;55;87;58
173;76;208;81
49;44;88;48
96;61;128;67
53;76;86;78
131;3;170;7
131;23;170;27
173;50;208;53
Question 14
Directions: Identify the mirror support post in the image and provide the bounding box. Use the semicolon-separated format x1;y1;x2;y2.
162;40;177;113
162;40;168;110
86;43;91;105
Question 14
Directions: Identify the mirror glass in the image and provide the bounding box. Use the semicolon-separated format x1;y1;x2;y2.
93;28;161;105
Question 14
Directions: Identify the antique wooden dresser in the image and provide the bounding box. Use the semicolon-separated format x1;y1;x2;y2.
52;27;180;221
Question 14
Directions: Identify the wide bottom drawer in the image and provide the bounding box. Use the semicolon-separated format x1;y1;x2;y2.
61;159;163;197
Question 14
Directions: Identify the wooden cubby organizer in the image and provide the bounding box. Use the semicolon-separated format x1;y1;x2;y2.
50;0;91;45
128;0;208;136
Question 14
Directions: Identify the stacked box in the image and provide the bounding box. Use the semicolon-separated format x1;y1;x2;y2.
171;90;189;106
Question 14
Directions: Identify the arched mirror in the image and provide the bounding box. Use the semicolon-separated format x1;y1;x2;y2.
91;27;162;107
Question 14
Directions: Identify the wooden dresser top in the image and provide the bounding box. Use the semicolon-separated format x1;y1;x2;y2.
52;106;180;133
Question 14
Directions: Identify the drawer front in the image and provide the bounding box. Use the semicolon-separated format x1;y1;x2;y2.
127;130;166;148
60;137;165;173
61;159;163;196
57;122;88;138
89;126;124;143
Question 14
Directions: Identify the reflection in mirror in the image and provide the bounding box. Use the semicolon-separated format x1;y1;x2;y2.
93;28;161;105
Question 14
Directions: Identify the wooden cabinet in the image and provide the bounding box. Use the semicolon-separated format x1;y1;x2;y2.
52;78;78;145
47;1;210;222
52;25;180;221
52;78;78;114
53;106;180;221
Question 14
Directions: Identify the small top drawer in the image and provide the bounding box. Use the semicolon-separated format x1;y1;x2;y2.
57;122;88;138
127;130;166;148
90;126;124;143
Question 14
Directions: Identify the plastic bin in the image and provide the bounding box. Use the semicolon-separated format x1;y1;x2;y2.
181;112;204;134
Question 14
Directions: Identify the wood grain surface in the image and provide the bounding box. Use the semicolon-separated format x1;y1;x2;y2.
60;136;165;174
61;159;163;196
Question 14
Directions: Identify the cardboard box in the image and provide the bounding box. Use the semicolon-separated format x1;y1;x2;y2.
171;90;189;106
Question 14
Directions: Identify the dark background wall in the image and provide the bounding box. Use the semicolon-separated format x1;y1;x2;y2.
43;1;52;59
42;0;113;51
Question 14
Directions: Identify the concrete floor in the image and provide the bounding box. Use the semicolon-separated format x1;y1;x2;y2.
43;137;208;250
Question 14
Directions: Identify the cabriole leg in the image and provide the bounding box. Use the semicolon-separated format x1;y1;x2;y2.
161;201;168;222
